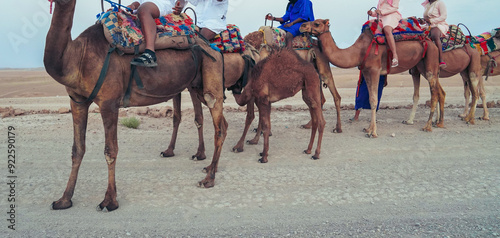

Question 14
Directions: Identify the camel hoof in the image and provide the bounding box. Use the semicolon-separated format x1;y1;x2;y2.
300;124;312;129
479;117;490;121
458;114;466;118
198;179;215;188
332;128;342;133
191;154;206;161
160;151;174;158
303;150;311;155
258;158;268;163
311;156;320;160
365;133;378;138
51;200;72;210
402;120;414;125
232;147;244;153
247;140;258;145
202;167;208;173
96;202;119;212
421;127;432;132
252;128;258;133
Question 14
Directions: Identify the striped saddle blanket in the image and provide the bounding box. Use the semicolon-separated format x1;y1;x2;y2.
100;9;197;54
362;17;426;44
210;24;246;53
469;28;500;55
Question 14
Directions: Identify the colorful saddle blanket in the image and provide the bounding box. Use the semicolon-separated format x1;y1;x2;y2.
210;24;246;53
258;26;313;50
100;9;197;54
362;17;426;45
470;28;500;55
440;25;467;52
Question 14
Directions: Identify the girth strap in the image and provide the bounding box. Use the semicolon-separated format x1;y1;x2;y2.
70;45;117;104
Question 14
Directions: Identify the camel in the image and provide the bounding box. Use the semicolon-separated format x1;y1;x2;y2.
162;45;261;160
44;0;227;212
233;47;326;163
244;30;343;133
461;50;500;121
301;19;443;138
406;43;481;125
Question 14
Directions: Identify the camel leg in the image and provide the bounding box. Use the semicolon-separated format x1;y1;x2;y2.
434;80;446;128
302;82;326;160
199;100;227;188
462;71;479;125
161;93;181;158
322;75;343;133
459;76;470;119
362;70;380;138
478;76;489;120
302;90;318;155
422;72;440;132
248;108;263;145
52;100;91;210
189;90;206;160
256;101;271;163
300;89;325;129
404;67;421;125
232;99;255;152
96;103;120;211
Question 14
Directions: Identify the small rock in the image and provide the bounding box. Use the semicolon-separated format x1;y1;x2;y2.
14;109;25;116
487;101;495;108
391;133;396;137
283;105;293;111
58;107;70;114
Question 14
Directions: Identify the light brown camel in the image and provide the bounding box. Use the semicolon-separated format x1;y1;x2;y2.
301;19;443;138
44;0;227;212
461;50;500;121
406;43;481;125
162;45;261;160
244;30;343;133
233;47;326;163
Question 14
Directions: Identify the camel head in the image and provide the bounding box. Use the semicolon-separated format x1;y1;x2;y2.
300;19;330;36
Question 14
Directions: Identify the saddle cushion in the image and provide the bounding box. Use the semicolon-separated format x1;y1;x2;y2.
362;17;426;45
440;25;467;52
258;26;313;50
470;28;500;55
210;24;246;53
100;9;197;54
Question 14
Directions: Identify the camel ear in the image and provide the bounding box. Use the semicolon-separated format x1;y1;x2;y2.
323;19;330;25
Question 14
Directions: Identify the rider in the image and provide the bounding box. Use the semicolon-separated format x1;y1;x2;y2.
368;0;402;67
265;0;315;49
127;0;228;67
421;0;448;68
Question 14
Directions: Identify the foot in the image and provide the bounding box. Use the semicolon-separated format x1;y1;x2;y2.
391;58;399;68
131;49;157;67
439;61;447;69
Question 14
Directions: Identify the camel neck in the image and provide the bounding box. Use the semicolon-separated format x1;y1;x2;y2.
318;31;366;69
44;0;78;86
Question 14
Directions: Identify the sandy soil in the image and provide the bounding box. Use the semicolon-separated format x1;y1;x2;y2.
1;68;500;237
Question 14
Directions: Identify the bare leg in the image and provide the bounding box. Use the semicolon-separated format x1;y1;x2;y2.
136;3;160;51
383;26;398;67
430;27;445;67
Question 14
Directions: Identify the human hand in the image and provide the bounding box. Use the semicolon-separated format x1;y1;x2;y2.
284;23;293;28
172;0;183;15
266;15;274;20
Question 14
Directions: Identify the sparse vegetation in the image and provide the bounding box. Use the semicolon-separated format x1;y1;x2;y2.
120;117;140;129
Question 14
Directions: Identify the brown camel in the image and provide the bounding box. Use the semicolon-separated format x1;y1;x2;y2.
233;47;326;163
406;44;481;125
162;45;261;160
244;30;343;133
461;50;500;121
301;19;443;138
44;0;227;211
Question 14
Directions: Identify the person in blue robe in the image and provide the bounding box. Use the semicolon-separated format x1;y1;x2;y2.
351;73;387;121
266;0;315;48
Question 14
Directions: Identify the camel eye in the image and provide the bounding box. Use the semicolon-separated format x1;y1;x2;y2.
314;23;319;27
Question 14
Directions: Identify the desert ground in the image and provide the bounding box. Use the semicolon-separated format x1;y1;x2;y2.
1;68;500;237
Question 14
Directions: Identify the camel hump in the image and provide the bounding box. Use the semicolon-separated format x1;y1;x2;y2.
362;16;426;45
100;9;197;54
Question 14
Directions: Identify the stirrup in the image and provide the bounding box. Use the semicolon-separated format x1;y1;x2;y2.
131;50;157;67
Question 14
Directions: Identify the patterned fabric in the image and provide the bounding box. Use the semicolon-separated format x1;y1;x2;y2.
441;25;467;52
470;28;500;55
259;26;287;48
362;17;426;45
291;34;314;50
210;24;246;53
101;9;196;52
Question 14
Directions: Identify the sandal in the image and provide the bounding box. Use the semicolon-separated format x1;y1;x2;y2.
131;49;157;67
439;61;447;69
391;58;399;68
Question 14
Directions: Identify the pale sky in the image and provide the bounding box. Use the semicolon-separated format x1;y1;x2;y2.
1;0;499;68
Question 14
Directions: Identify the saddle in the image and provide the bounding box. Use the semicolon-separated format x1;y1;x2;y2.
210;24;246;53
100;9;197;54
258;26;314;50
470;27;500;55
440;25;467;52
362;17;426;45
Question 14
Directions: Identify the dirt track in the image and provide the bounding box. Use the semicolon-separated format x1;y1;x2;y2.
1;68;500;237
